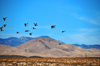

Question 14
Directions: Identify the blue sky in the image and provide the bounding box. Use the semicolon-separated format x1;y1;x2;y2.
0;0;100;45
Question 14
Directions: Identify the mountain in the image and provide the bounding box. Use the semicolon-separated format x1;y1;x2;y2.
0;36;100;49
0;38;100;57
0;44;46;57
17;38;100;57
0;36;34;47
73;44;100;49
0;44;24;55
0;36;51;47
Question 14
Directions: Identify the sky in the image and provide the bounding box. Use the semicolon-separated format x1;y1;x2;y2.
0;0;100;45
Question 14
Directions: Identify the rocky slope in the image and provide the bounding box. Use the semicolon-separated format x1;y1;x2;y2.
17;38;100;57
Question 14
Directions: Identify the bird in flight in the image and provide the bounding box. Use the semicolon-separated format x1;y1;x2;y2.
16;32;19;34
0;26;3;29
0;27;4;31
0;29;4;31
25;30;29;32
4;24;7;27
62;31;65;33
32;27;36;29
51;25;56;28
3;17;7;21
24;23;28;27
29;33;32;35
34;23;38;26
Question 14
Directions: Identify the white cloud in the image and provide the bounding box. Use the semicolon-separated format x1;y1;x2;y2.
67;28;100;44
70;33;100;44
79;17;100;25
78;28;100;33
58;28;100;44
72;13;100;26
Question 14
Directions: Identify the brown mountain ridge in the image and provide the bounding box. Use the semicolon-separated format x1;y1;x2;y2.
16;38;100;57
0;38;100;57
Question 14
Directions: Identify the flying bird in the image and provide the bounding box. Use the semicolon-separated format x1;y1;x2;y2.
0;26;3;29
29;33;32;35
62;31;65;33
0;29;4;31
16;32;19;34
34;23;38;26
51;25;56;28
3;17;7;21
25;30;29;32
0;27;4;31
4;24;7;27
24;23;28;27
32;27;36;29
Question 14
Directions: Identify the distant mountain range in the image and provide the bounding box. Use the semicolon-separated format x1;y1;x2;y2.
73;44;100;49
0;36;34;47
0;36;51;47
0;36;100;49
0;38;100;57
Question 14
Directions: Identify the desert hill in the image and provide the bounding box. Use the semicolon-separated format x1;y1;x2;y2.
0;44;46;57
0;37;34;47
0;38;100;57
17;38;100;57
0;36;100;49
0;44;23;55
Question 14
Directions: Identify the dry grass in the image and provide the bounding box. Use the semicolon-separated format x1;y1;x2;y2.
0;57;100;66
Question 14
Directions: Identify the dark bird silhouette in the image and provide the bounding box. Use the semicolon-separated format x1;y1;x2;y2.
0;29;4;31
16;32;19;34
0;26;3;29
34;23;38;26
62;31;65;33
51;25;56;28
3;17;7;21
24;23;28;27
32;27;36;29
25;30;29;32
4;24;7;27
0;27;4;31
29;33;32;35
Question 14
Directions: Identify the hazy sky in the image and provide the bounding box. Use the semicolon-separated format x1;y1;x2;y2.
0;0;100;45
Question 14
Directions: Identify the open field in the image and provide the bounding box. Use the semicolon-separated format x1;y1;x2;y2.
0;57;100;66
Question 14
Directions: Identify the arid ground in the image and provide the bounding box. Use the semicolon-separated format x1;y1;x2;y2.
0;38;100;66
0;57;100;66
